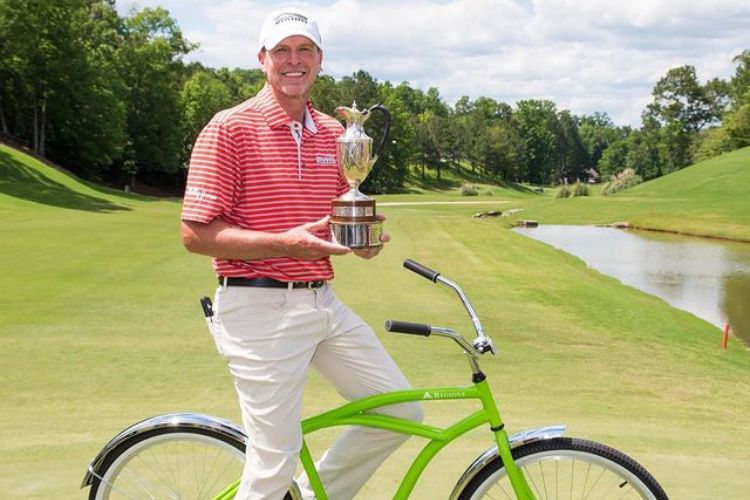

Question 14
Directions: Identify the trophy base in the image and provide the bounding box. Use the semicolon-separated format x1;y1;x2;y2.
331;220;383;249
331;199;382;249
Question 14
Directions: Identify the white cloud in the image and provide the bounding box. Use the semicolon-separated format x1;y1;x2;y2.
116;0;750;127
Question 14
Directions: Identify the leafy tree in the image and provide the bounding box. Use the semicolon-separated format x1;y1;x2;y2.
415;111;442;179
310;74;341;116
369;83;414;193
722;51;750;149
599;139;628;179
692;50;750;162
480;122;524;181
48;0;128;175
721;103;750;150
423;87;449;117
0;0;127;174
117;7;195;187
454;96;514;174
180;69;232;160
645;65;726;133
625;130;661;180
642;65;730;171
729;50;750;107
0;0;68;155
215;67;265;104
553;110;590;183
577;112;627;168
691;126;732;163
514;100;558;184
337;70;380;111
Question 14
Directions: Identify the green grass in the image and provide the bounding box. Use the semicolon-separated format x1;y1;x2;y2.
512;147;750;241
1;142;749;499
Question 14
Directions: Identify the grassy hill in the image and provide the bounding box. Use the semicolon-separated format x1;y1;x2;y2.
0;142;145;212
1;142;749;499
517;147;750;241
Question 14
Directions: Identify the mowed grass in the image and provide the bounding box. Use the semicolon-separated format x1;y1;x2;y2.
512;147;750;241
1;142;749;499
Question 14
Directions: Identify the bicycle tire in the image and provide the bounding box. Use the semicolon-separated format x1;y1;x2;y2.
457;437;668;500
88;425;247;500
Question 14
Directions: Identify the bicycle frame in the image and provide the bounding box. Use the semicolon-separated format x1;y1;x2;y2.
209;259;536;500
213;377;534;500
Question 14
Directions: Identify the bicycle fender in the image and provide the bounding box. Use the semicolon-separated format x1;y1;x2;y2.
81;412;247;489
448;424;566;500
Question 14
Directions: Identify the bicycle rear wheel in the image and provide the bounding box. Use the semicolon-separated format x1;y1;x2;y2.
457;437;668;499
88;426;245;499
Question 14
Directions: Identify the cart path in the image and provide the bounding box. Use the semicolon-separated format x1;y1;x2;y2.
378;200;510;206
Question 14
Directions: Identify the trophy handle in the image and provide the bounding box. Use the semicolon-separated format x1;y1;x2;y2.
367;104;391;160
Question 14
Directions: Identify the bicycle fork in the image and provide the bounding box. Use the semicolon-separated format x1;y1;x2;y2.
475;377;536;500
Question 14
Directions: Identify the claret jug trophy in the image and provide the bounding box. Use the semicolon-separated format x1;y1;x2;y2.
331;102;391;248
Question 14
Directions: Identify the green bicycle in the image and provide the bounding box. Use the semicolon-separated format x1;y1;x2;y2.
82;259;668;499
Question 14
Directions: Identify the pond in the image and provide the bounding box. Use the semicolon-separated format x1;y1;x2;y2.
513;225;750;348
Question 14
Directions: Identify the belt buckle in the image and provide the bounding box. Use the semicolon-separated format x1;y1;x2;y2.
291;280;324;289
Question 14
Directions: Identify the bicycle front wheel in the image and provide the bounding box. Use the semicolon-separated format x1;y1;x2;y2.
88;426;245;500
457;437;668;500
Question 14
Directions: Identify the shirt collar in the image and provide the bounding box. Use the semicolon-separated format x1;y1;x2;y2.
257;83;318;134
303;106;318;134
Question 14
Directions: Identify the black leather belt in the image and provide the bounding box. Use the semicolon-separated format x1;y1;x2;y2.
219;277;326;289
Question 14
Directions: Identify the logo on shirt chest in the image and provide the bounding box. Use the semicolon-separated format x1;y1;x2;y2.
315;154;336;165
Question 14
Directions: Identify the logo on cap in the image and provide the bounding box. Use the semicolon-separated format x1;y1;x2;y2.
274;13;308;25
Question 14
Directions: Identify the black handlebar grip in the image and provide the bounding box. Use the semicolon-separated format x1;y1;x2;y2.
385;320;432;336
403;259;440;282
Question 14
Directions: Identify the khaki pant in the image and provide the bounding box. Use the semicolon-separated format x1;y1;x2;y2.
211;284;423;500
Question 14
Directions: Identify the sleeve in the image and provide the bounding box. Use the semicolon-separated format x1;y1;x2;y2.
181;120;241;224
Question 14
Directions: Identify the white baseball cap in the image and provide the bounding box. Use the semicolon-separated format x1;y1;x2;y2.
258;7;322;52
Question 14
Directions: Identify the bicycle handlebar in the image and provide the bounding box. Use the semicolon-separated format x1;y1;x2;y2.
384;320;432;336
403;259;440;282
394;259;496;358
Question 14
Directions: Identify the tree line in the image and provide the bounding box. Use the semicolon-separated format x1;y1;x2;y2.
1;0;748;195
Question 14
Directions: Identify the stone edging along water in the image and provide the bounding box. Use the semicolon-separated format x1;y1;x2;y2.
596;221;750;245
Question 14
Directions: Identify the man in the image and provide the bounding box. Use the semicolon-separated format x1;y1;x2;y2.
180;7;422;500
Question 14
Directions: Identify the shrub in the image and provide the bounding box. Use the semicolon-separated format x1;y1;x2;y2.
602;168;643;196
461;184;479;196
556;184;571;198
572;181;589;197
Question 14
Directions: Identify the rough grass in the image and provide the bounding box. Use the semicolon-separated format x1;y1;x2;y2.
1;143;749;499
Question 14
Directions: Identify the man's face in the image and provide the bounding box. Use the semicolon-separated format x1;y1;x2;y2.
259;35;322;101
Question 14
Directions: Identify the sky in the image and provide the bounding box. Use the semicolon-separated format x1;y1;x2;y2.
115;0;749;127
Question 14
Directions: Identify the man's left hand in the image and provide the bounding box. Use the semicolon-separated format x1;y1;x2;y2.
353;214;389;259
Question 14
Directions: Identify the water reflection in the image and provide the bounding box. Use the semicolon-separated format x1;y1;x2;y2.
514;225;750;348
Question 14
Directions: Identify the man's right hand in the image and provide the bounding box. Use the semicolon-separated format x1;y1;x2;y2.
281;216;352;260
181;217;351;260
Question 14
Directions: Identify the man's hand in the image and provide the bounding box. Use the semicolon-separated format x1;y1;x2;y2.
353;214;390;260
282;216;352;260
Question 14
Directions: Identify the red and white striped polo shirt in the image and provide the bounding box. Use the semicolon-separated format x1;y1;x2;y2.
182;84;348;281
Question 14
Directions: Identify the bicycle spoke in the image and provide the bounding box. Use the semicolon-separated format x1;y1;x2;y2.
94;432;244;500
465;444;662;500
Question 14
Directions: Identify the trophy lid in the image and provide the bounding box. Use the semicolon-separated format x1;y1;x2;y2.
335;101;372;131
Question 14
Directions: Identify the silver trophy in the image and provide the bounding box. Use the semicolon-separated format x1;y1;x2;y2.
331;102;391;248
